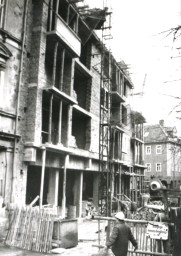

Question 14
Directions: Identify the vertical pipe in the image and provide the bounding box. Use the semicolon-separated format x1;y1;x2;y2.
59;49;65;91
58;100;62;144
40;147;46;207
62;154;69;218
54;170;59;207
52;42;58;87
48;94;53;143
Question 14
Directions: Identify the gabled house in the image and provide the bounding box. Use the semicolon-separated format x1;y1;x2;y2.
144;120;181;189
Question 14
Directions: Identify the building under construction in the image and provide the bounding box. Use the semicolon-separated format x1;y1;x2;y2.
0;0;145;221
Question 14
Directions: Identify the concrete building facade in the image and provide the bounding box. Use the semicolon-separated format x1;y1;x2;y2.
0;0;145;218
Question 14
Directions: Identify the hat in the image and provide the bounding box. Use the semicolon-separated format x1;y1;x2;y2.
115;211;125;220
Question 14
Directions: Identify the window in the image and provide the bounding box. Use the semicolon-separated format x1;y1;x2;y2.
0;0;5;28
156;145;162;154
156;163;161;172
146;163;151;172
146;146;151;155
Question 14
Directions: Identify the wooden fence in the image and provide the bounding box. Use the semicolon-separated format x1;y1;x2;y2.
5;206;57;253
93;217;172;256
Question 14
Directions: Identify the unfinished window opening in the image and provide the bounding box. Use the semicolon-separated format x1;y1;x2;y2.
26;166;49;205
114;131;119;159
61;102;68;146
72;110;91;150
45;44;54;85
42;91;50;143
80;42;91;69
103;53;109;78
101;88;109;109
42;91;67;145
122;105;127;125
123;80;127;97
58;0;68;22
45;42;72;95
63;52;72;95
68;6;78;33
111;102;120;123
51;97;59;144
74;68;91;110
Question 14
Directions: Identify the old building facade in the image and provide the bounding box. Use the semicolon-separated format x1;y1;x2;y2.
0;0;145;218
144;120;181;189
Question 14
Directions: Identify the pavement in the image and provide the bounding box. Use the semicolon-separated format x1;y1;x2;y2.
0;219;108;256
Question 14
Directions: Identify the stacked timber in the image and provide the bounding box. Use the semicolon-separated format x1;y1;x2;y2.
5;206;57;253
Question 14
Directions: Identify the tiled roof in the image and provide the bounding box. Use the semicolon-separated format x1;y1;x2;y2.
144;124;170;143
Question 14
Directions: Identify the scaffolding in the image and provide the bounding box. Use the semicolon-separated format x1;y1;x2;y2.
99;7;112;216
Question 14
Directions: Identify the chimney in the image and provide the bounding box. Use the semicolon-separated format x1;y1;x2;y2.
159;120;164;126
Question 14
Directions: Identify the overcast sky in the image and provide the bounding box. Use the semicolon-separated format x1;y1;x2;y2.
81;0;181;134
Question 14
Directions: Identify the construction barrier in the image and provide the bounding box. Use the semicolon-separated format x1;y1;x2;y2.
93;216;172;256
5;206;57;253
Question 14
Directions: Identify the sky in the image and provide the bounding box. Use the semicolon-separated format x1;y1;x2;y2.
79;0;181;135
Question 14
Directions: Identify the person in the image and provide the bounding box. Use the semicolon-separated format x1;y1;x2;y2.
106;211;138;256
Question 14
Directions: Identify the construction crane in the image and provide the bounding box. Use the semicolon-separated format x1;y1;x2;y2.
132;73;147;96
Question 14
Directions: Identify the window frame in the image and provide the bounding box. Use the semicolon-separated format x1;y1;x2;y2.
156;163;161;172
146;145;151;155
146;163;151;172
156;145;162;154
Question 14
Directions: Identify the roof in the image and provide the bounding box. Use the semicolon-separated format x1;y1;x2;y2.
144;124;177;143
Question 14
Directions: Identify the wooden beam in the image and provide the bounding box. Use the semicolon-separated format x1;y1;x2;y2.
48;94;53;143
40;148;46;207
58;100;62;144
55;170;59;207
62;154;69;218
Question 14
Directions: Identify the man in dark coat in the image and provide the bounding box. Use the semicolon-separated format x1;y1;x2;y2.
106;211;138;256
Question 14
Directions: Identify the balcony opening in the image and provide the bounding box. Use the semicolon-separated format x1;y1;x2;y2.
74;68;91;110
45;42;72;95
42;91;68;146
122;105;127;125
72;110;91;150
111;102;120;123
